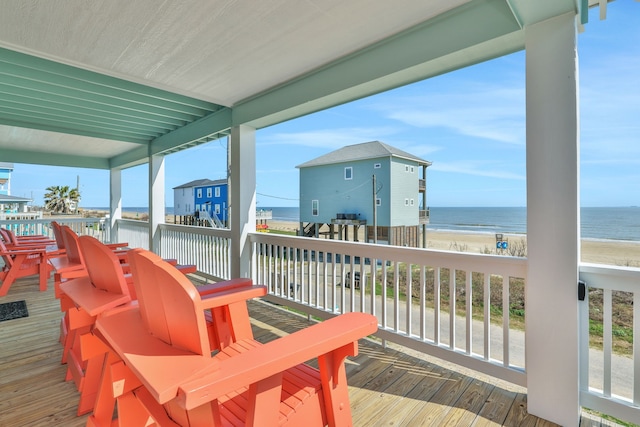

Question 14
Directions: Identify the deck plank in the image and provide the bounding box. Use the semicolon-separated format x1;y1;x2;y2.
472;386;518;426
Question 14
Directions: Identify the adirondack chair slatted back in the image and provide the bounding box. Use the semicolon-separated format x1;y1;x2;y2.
3;228;20;246
60;226;84;266
51;221;66;250
0;228;10;245
78;235;129;296
0;238;15;269
128;248;209;356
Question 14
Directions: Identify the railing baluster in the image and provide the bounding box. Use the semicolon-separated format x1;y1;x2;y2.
406;263;412;337
434;267;441;346
484;272;490;361
450;268;456;350
634;291;640;406
604;288;612;397
382;260;388;331
466;270;472;355
394;261;400;333
502;275;510;367
420;265;426;341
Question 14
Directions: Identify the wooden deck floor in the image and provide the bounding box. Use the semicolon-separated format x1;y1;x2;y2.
0;275;621;426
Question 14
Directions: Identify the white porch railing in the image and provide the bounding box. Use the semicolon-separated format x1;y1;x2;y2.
116;219;150;250
579;263;640;424
249;233;528;387
0;217;110;241
158;223;232;281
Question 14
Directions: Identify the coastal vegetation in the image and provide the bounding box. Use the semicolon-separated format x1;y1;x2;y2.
44;185;80;214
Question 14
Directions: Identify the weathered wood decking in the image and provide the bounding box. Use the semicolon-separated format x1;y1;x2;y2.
0;275;619;426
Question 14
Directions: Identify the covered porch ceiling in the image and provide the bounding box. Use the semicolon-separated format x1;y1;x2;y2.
0;0;592;171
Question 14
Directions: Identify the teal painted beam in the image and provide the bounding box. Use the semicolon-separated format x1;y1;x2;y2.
0;73;202;122
233;0;522;129
151;107;232;155
0;100;170;138
109;145;150;170
0;47;220;112
580;0;588;25
0;115;151;145
0;61;212;117
0;148;109;169
0;83;187;127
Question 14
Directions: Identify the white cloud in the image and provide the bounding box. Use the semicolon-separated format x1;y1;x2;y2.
258;127;399;149
431;160;525;180
371;84;526;145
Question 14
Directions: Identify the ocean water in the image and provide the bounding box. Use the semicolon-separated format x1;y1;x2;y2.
88;206;640;242
263;206;640;242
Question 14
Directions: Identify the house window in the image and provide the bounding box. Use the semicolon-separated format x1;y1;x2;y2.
215;187;221;197
197;189;202;198
215;204;221;214
207;188;212;197
374;163;381;169
410;199;414;206
312;200;319;216
410;166;414;173
405;165;409;172
344;167;353;180
376;198;381;206
404;198;409;206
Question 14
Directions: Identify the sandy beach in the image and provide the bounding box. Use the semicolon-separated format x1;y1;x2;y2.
263;219;640;267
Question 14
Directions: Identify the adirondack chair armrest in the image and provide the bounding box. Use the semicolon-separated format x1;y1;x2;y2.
0;247;46;255
198;284;267;310
105;242;129;250
197;278;253;296
177;312;378;410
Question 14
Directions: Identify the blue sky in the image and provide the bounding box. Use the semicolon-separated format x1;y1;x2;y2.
10;2;639;209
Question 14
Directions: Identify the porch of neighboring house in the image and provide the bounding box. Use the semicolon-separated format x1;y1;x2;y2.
0;273;622;426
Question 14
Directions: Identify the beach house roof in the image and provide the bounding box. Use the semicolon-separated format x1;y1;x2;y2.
0;194;31;203
172;179;222;190
296;141;432;169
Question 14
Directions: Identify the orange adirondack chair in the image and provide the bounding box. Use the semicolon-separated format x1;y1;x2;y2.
0;227;57;249
51;225;88;298
59;235;134;414
90;249;378;426
0;238;52;296
60;235;257;416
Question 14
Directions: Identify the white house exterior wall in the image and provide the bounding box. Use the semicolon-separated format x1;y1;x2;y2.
173;187;194;216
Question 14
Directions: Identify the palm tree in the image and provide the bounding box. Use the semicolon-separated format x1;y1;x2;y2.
44;185;80;214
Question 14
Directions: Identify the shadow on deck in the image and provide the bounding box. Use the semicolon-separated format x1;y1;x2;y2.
0;274;620;426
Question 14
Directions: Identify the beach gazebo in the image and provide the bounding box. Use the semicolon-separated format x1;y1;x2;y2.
0;1;629;426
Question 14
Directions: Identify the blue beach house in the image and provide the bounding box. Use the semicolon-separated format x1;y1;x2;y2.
172;179;216;217
297;141;431;247
194;178;228;224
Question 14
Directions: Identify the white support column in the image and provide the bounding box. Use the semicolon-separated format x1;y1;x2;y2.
525;12;580;427
149;154;165;254
109;169;122;244
229;125;256;278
